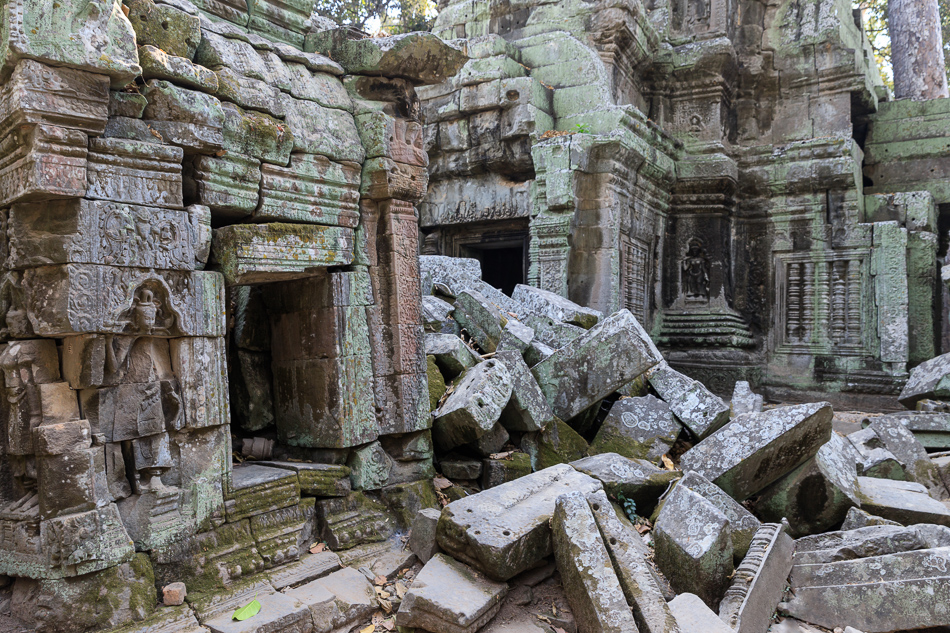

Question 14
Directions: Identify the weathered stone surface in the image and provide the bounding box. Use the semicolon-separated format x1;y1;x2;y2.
532;310;663;421
877;411;950;449
220;102;293;166
313;492;394;551
408;507;443;564
438;463;602;580
496;349;556;433
255;153;361;227
654;481;733;609
307;31;468;84
718;523;794;633
0;0;141;86
527;417;589;470
731;380;763;416
898;351;950;407
425;333;480;378
9;198;196;270
139;46;218;92
497;318;535;353
512;283;601;328
396;553;507;633
186;152;261;217
481;451;533;488
280;94;364;163
202;590;311;633
679;402;833;500
212;223;355;285
840;507;902;530
586;489;679;633
846;428;908;480
868;416;947;497
648;364;730;439
572;453;680;515
453;289;506;353
552;491;639;633
677;471;760;559
419;256;482;296
441;454;483;480
86;136;184;208
782;547;950;632
667;593;732;633
0;123;89;207
792;524;929;566
589;395;680;463
22;265;225;337
754;433;862;536
126;0;201;59
347;441;393;491
856;476;950;526
225;464;300;523
142;80;225;154
432;358;513;452
286;567;378;633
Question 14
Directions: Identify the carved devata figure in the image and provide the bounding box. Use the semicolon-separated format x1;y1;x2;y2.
681;238;710;301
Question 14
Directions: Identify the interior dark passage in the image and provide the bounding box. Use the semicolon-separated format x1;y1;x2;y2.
463;243;526;296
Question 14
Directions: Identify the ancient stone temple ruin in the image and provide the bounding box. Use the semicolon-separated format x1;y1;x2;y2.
0;0;949;630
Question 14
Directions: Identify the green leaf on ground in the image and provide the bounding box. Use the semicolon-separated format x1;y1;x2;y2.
233;599;261;621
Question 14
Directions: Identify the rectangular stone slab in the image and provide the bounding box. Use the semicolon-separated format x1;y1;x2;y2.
552;492;639;633
255;153;361;227
437;463;602;581
22;264;225;337
0;123;88;207
718;523;794;633
395;553;508;633
792;524;927;566
9;198;197;271
679;402;833;500
856;476;950;526
782;548;950;632
212;223;354;285
531;309;663;421
875;411;950;449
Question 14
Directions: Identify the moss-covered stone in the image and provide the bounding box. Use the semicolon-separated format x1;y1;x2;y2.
381;479;440;529
530;418;589;470
427;355;447;411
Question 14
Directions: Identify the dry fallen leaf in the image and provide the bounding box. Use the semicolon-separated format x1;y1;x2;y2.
554;628;568;633
309;542;326;554
381;618;395;631
379;598;393;613
360;626;375;633
433;476;453;490
371;612;386;626
635;523;651;535
661;454;676;471
395;583;407;599
375;587;391;600
374;575;387;586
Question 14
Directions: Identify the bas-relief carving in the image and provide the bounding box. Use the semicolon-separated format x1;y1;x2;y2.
681;238;710;302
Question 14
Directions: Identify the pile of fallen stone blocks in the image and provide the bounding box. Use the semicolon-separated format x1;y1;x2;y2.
387;256;950;632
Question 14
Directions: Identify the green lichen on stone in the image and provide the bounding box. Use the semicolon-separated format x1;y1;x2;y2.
427;355;447;411
535;419;589;470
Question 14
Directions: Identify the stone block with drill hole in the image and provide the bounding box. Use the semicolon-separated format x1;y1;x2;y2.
496;350;556;433
781;547;950;632
648;364;730;439
679;402;833;501
754;432;862;536
589;395;681;463
718;523;794;633
511;283;602;328
396;553;507;633
531;310;663;421
792;524;929;566
677;471;761;559
425;333;480;378
571;453;680;518
286;567;378;633
897;351;950;408
437;463;602;581
432;358;513;452
654;482;734;610
868;416;947;497
552;491;639;633
856;476;950;526
453;289;506;353
585;489;679;633
409;507;443;564
522;313;586;349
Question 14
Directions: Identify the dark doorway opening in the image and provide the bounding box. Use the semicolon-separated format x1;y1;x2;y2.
462;243;526;296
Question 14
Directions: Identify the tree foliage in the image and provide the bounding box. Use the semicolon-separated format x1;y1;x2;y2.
855;0;950;90
312;0;437;33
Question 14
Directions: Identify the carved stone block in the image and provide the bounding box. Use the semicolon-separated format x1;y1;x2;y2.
22;265;226;337
86;137;184;209
280;93;364;163
255;153;361;227
0;124;87;207
0;0;141;86
250;498;314;568
313;492;395;551
256;461;352;497
225;464;300;523
186;152;261;218
38;448;100;520
142;79;225;154
0;59;109;138
221;101;294;166
39;504;135;579
9;199;196;271
171;337;229;430
212;223;355;285
360;157;429;202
